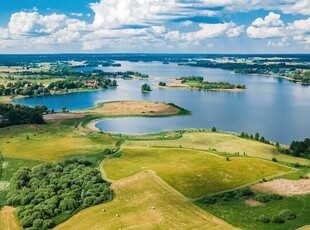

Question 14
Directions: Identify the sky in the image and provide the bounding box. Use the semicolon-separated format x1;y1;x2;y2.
0;0;310;54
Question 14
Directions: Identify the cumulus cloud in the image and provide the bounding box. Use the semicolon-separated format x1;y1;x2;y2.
247;12;310;46
165;22;243;43
267;37;290;47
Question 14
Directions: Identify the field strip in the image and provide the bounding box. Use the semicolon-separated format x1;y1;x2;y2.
0;206;21;230
55;170;238;230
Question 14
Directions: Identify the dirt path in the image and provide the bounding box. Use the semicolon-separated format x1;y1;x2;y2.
252;174;310;196
0;206;20;230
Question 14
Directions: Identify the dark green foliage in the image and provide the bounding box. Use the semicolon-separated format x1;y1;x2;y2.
212;127;217;132
257;214;270;223
272;157;278;162
0;81;49;96
158;81;166;86
289;138;310;157
278;209;297;220
7;159;111;229
179;76;246;90
271;214;285;224
239;131;272;145
201;196;217;205
141;83;151;92
0;104;47;127
254;193;283;203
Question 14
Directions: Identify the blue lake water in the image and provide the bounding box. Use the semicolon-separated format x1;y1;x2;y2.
15;61;310;144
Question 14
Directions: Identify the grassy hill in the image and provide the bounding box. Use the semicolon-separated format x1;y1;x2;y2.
55;170;237;230
124;131;310;165
103;147;292;198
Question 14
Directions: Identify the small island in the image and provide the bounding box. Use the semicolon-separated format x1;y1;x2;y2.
141;83;152;93
87;100;190;117
157;76;246;92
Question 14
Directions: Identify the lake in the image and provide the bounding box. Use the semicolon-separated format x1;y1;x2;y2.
14;61;310;144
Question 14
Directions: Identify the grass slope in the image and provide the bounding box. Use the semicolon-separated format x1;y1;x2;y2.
55;170;236;230
199;194;310;230
103;147;291;198
124;132;309;165
0;119;115;162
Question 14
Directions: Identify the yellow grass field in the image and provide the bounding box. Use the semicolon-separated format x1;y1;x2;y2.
103;147;291;198
124;132;310;165
0;120;115;162
55;170;237;230
0;206;20;230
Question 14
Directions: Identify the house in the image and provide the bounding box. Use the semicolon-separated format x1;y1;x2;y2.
85;80;99;87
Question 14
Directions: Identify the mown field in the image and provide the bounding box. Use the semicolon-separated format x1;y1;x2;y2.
55;170;236;230
103;147;292;198
124;131;310;165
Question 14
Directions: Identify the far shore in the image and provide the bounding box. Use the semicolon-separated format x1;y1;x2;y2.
153;78;245;92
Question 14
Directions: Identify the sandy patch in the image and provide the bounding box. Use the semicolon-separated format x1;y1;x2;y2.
245;199;263;207
92;101;180;116
43;113;85;120
252;174;310;196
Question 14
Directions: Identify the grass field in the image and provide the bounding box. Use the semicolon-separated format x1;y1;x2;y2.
198;193;310;230
102;147;291;198
55;170;237;230
0;206;20;230
124;131;310;165
0;119;115;162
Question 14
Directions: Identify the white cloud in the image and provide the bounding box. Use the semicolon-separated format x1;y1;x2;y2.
71;13;83;17
89;0;179;29
181;20;193;27
150;26;166;34
247;12;310;43
267;37;290;47
165;22;243;43
8;12;67;35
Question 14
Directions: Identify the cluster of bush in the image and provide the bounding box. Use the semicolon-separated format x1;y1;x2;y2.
6;158;111;229
0;104;47;127
200;187;254;205
257;209;297;224
179;76;246;90
141;83;152;92
0;81;50;96
240;131;273;145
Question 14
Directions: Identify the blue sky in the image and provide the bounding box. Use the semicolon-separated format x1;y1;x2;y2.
0;0;310;53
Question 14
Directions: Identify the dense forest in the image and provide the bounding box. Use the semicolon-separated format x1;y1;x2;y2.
0;104;47;127
6;158;111;229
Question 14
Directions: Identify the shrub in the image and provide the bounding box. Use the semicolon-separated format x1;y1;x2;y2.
33;219;43;229
278;209;297;220
257;214;270;223
201;196;217;205
254;193;282;203
272;157;278;162
271;214;285;224
212;127;217;132
42;219;55;229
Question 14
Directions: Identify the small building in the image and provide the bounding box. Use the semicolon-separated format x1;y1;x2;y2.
85;80;99;87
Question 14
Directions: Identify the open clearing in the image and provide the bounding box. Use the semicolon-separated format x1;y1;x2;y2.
252;174;310;196
43;113;85;120
0;206;20;230
103;147;291;198
124;131;310;165
0;119;115;162
89;101;182;116
55;170;237;230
